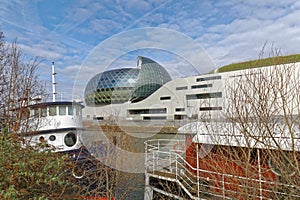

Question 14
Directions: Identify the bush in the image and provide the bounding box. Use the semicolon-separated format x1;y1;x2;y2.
0;129;78;199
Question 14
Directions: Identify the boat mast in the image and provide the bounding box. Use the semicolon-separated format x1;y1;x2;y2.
52;62;57;102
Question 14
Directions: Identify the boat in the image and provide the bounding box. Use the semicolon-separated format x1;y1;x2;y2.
17;62;114;199
144;121;300;199
17;62;87;158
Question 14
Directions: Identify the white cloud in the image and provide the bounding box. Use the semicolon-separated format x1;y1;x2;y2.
2;0;300;98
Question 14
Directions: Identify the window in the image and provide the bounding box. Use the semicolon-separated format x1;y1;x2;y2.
175;108;185;112
186;92;222;100
176;86;188;90
191;84;212;89
59;106;66;115
34;108;39;117
143;116;167;120
68;106;73;115
41;107;47;117
160;96;171;100
64;132;77;147
200;106;222;111
128;108;167;114
49;106;57;116
196;75;221;82
174;115;184;120
93;116;104;120
49;135;56;141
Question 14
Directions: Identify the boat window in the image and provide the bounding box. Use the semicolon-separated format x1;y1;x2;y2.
49;106;57;116
41;107;47;117
34;108;39;117
64;132;77;147
59;106;66;115
49;135;56;141
68;106;73;115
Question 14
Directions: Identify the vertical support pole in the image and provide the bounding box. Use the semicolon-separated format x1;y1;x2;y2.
51;62;56;102
222;174;225;198
156;140;159;171
145;141;148;171
169;148;172;172
196;144;200;198
257;149;263;199
144;175;153;200
175;153;178;179
144;141;153;200
152;148;155;173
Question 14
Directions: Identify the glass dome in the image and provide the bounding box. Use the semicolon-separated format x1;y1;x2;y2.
84;56;171;106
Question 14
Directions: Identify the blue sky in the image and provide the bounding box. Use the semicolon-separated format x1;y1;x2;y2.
1;0;300;99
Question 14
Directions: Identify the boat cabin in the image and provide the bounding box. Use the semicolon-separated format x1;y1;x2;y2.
19;101;84;152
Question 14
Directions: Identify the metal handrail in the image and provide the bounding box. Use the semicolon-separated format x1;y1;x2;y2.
145;139;300;199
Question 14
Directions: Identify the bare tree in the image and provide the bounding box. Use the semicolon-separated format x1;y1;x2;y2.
0;30;78;199
0;35;44;133
221;49;300;199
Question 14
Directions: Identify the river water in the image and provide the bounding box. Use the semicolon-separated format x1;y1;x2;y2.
82;128;186;199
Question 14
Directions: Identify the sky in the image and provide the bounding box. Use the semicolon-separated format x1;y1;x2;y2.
1;0;300;100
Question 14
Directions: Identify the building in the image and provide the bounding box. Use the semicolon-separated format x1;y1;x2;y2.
83;56;300;124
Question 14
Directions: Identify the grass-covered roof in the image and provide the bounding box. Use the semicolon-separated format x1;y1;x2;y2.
217;54;300;73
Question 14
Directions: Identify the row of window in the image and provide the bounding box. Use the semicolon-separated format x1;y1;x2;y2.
196;75;221;82
128;106;222;115
128;108;167;115
186;92;222;100
175;107;222;112
91;106;222;121
160;90;221;102
176;83;213;91
175;75;221;91
31;105;82;117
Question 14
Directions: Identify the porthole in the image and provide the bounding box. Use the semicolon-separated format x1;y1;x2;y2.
49;135;56;141
39;136;45;142
64;132;77;147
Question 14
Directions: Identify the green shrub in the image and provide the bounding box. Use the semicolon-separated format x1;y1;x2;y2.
0;130;78;199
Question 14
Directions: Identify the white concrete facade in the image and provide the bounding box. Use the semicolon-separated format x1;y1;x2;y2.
83;62;300;122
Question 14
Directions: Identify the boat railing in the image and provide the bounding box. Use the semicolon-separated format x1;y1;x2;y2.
145;139;300;200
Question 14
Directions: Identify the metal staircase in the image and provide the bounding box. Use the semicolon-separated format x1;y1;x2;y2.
144;139;211;200
144;139;300;200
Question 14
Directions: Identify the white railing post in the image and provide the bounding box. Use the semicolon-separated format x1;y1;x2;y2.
222;174;225;198
156;140;160;171
169;149;172;172
175;153;178;179
196;144;200;198
257;149;263;199
152;148;155;173
145;141;148;171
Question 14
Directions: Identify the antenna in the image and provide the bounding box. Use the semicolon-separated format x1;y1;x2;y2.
52;62;57;102
137;56;142;69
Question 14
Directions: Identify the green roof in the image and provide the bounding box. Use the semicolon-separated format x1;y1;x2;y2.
217;54;300;73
